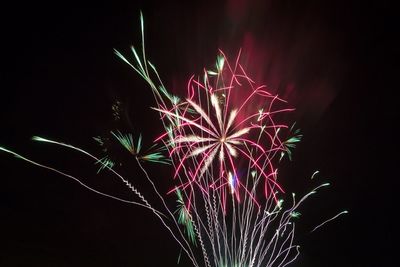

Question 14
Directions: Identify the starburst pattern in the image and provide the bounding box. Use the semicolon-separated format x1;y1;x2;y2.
154;51;295;211
0;13;347;267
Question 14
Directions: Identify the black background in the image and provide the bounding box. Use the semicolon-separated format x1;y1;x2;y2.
0;0;397;266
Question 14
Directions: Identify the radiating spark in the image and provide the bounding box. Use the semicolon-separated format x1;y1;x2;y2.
152;52;295;209
95;156;115;173
311;210;349;233
311;170;320;179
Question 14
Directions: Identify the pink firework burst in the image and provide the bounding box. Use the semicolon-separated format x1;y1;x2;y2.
155;50;294;212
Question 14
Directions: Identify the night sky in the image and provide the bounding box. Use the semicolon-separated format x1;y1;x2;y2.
0;0;396;266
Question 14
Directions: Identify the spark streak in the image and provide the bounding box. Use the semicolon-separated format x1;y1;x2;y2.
0;12;345;267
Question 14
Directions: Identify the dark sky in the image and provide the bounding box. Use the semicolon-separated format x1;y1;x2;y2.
0;0;397;266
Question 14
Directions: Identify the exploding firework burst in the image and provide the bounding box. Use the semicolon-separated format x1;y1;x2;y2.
0;12;347;267
153;50;296;212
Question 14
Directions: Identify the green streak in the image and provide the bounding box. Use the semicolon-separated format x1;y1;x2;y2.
175;189;197;245
111;131;136;155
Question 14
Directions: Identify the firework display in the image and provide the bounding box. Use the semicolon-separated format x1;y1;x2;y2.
0;13;346;267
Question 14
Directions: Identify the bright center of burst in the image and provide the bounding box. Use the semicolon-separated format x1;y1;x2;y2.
220;136;226;143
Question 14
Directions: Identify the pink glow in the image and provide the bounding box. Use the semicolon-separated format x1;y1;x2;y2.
154;51;295;212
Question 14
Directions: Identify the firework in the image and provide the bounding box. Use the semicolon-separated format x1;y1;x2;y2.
0;12;347;267
112;13;346;267
156;50;300;208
